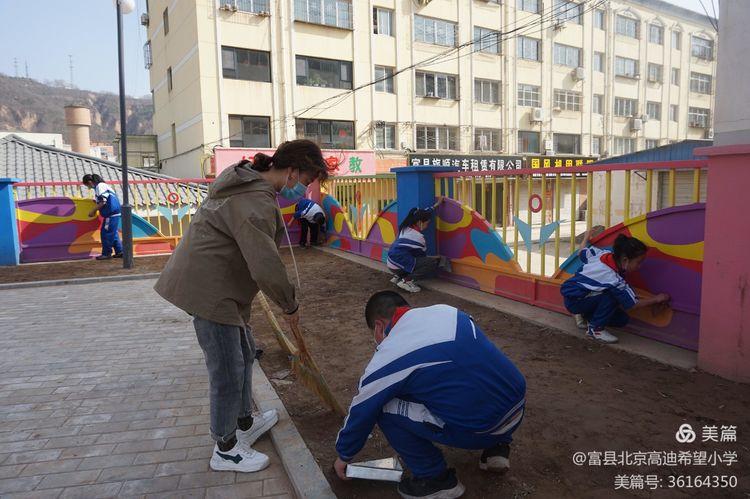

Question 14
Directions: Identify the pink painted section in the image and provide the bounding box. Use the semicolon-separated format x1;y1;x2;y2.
697;145;750;383
213;148;377;176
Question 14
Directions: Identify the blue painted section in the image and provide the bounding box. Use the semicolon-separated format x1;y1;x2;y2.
131;214;160;238
0;178;21;266
594;140;711;164
392;166;458;254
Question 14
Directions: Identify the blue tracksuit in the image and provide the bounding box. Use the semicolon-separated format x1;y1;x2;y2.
560;246;637;329
336;305;526;478
293;198;324;223
94;182;122;256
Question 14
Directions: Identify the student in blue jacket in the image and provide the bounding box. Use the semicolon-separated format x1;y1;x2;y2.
290;198;326;248
387;199;449;293
82;174;123;260
333;291;527;499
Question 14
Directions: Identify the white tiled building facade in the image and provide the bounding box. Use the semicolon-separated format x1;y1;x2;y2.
144;0;717;177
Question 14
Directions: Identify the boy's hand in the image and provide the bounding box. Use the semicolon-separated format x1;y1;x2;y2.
655;293;670;304
88;210;97;218
333;457;350;481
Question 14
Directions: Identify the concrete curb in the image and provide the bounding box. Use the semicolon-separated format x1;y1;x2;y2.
251;363;337;499
316;247;698;371
0;272;161;290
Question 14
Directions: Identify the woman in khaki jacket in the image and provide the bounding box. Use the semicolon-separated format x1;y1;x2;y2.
155;140;329;473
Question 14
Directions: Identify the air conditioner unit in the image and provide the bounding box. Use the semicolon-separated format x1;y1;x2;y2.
633;73;641;80
257;10;271;16
374;120;386;129
531;107;544;122
647;75;660;83
573;67;586;81
219;2;235;12
631;118;643;131
640;114;649;123
544;139;554;152
553;20;566;31
689;121;703;128
424;92;438;98
140;13;150;26
552;106;562;113
705;128;714;139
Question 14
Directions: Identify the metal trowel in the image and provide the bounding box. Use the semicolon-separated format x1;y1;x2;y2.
345;457;403;482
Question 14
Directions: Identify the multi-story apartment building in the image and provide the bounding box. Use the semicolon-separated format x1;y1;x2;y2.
144;0;717;177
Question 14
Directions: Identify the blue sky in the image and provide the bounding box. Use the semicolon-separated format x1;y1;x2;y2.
0;0;716;98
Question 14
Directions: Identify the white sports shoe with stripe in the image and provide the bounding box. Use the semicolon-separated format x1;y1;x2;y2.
574;314;587;330
210;440;269;473
586;325;618;344
237;410;279;450
397;279;421;293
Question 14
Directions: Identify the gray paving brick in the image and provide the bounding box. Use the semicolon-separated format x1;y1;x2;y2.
145;488;207;499
28;426;82;439
43;434;99;449
4;449;62;465
263;477;293;496
36;469;101;489
2;488;64;499
154;459;209;477
156;407;202;418
0;438;48;454
77;453;136;471
98;463;157;483
132;449;188;466
185;445;214;461
120;476;181;495
113;439;167;455
177;471;235;490
0;475;43;493
59;444;115;459
206;482;264;498
128;418;178;431
165;436;212;450
0;463;26;479
64;414;112;426
58;482;123;499
20;458;82;476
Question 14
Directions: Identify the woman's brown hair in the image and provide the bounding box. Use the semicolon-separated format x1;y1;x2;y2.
250;139;331;182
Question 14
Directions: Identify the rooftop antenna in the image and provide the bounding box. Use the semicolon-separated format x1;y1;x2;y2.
68;54;74;88
13;58;19;77
25;60;29;79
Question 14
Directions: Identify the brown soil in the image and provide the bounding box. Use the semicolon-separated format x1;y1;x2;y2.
0;255;170;284
253;249;750;499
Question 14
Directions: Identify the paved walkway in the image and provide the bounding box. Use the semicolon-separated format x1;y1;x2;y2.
0;279;295;499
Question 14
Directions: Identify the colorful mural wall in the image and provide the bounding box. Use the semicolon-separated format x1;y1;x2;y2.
16;197;176;263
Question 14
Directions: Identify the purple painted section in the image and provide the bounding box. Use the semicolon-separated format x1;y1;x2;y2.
646;203;705;245
637;258;702;315
21;198;77;217
442;272;481;290
631;311;699;351
440;200;464;224
438;232;468;260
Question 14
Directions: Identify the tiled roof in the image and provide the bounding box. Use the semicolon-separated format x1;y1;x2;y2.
0;134;206;204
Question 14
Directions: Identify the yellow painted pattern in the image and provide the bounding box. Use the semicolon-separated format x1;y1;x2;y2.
436;206;473;232
17;198;96;224
626;216;704;262
376;217;397;244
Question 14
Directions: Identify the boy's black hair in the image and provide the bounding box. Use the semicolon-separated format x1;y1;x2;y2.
81;174;103;185
365;291;409;329
613;234;648;260
398;207;433;233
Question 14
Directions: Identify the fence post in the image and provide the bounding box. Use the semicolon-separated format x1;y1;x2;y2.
0;178;21;266
694;145;750;383
391;166;458;254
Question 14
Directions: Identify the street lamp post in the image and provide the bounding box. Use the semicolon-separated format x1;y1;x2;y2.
115;0;135;268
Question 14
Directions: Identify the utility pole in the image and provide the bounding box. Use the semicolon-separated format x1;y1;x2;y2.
69;55;74;88
24;60;29;78
13;58;18;77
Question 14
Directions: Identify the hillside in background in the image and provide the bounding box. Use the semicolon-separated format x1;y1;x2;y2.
0;73;152;143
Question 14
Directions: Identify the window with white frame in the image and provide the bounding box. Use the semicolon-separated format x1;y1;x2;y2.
593;52;604;72
414;15;457;47
222;46;271;82
591;136;602;155
614;137;636;155
645;139;659;149
229;115;271;147
554;0;582;24
615;14;639;39
517;0;539;13
296;55;352;89
374;123;396;149
649;23;664;44
671;68;680;85
296;118;355;149
553;43;581;68
615;56;639;78
373;7;393;36
517;36;540;61
415;71;458;99
554;133;581;154
294;0;352;29
691;35;714;60
517;84;540;107
690;72;712;94
553;89;582;111
672;30;681;50
374;66;395;93
416;125;459;150
474;79;501;105
670;104;679;121
688;107;710;127
646;101;661;120
474;128;501;152
614;97;638;117
593;94;604;114
518;131;540;153
474;26;501;54
647;63;663;83
222;0;270;13
594;9;605;30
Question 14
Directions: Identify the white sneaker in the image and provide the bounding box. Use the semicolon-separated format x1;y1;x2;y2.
397;279;421;293
210;440;270;473
574;314;588;330
237;409;278;450
390;276;401;284
586;326;618;344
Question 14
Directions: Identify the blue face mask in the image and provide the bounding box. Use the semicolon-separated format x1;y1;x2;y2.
280;182;307;200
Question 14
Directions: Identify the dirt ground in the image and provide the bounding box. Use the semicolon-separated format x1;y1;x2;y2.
0;255;170;283
252;249;750;499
